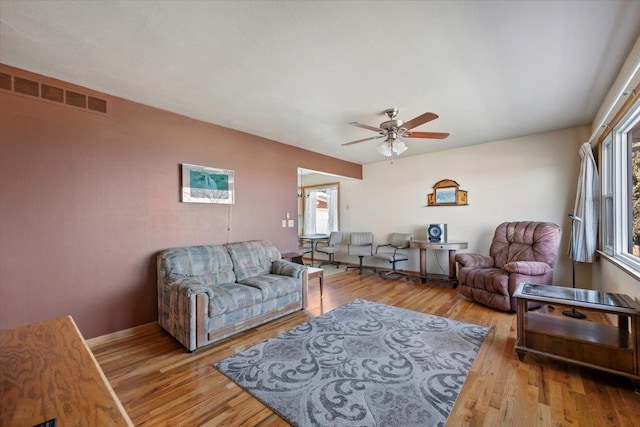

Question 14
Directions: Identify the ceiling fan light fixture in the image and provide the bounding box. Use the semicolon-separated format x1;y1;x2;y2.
376;141;393;157
393;140;407;154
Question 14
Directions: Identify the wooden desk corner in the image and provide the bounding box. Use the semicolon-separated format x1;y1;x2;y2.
0;316;133;426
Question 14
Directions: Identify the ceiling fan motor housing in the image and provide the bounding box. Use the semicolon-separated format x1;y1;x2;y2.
380;119;403;131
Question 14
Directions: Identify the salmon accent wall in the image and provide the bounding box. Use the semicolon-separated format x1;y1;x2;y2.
0;64;361;338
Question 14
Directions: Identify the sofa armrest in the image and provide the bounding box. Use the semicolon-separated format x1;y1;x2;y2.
157;274;214;352
163;274;215;299
271;260;306;279
502;261;552;276
455;253;494;268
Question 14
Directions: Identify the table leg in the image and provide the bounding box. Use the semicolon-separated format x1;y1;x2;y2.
515;298;526;361
448;249;456;279
618;315;629;330
419;248;426;276
448;249;458;288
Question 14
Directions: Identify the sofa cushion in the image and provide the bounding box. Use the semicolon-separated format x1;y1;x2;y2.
239;274;300;301
208;282;263;315
159;245;236;285
225;240;281;282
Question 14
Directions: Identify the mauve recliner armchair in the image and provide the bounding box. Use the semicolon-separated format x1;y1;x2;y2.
455;221;562;312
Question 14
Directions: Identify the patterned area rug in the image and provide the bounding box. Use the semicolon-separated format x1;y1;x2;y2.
214;299;488;427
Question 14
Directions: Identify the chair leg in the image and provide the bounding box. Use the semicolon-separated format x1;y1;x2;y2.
346;256;377;274
319;253;341;268
379;259;410;279
331;253;340;268
345;256;365;273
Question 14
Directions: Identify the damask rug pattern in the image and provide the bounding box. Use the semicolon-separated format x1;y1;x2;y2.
214;299;488;427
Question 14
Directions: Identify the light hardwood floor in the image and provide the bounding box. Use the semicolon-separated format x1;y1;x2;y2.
90;272;640;426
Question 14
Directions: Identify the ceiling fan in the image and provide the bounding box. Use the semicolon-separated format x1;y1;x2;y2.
342;108;449;157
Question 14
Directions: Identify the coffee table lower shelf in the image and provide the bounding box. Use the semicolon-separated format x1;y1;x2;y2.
515;312;637;377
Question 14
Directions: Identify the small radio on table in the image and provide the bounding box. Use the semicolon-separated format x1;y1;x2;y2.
427;224;447;242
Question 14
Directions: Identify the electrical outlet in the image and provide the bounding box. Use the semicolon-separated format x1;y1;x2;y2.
287;219;294;227
282;220;287;227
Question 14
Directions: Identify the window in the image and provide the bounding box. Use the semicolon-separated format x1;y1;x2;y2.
602;133;614;254
301;183;339;235
601;97;640;275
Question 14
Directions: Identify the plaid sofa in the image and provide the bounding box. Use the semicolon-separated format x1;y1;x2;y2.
157;240;307;351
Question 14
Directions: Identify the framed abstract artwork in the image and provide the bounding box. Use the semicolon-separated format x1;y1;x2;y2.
181;163;235;204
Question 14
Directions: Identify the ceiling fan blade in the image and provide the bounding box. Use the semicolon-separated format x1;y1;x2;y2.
342;135;384;146
401;112;439;130
349;121;383;132
405;131;449;139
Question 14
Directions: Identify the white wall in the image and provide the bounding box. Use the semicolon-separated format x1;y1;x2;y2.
594;261;640;300
314;125;592;287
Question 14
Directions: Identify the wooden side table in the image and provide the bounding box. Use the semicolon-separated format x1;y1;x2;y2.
409;239;468;287
307;267;324;296
513;283;640;391
281;251;304;265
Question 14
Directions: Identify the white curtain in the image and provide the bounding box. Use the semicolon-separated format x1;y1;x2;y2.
326;187;338;232
572;142;599;262
304;191;317;235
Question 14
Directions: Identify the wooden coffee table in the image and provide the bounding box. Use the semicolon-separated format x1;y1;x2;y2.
513;283;640;391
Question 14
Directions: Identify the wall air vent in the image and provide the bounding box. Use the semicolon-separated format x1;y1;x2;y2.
65;90;86;108
42;84;64;103
14;77;39;97
88;96;107;113
0;73;11;90
0;71;107;114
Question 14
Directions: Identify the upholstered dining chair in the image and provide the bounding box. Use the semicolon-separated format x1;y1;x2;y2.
315;231;343;268
455;221;562;312
345;232;374;274
374;233;412;278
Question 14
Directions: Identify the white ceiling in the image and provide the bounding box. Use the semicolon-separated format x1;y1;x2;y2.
1;1;640;165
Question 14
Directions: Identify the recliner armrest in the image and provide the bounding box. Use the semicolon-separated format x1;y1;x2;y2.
455;253;494;268
502;261;552;276
271;260;306;279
